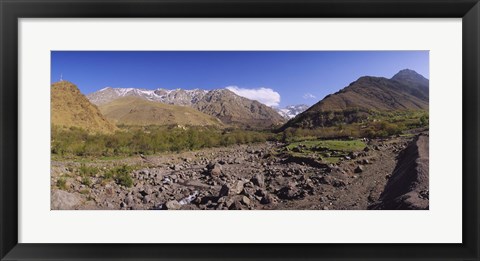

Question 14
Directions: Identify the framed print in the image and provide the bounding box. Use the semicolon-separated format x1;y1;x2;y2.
1;0;479;260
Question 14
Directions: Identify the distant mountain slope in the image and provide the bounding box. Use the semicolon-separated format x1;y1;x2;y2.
192;89;285;129
275;104;309;119
98;97;223;127
282;69;429;129
88;87;285;129
51;81;117;133
87;87;207;106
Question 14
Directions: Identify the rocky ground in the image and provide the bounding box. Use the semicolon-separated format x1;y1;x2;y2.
51;133;429;210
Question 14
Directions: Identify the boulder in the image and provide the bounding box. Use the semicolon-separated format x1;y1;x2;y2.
165;200;181;210
251;173;265;188
207;163;222;176
242;196;251;206
218;184;230;197
51;190;82;210
232;180;245;194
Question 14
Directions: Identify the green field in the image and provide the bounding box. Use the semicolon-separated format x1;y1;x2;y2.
284;139;367;164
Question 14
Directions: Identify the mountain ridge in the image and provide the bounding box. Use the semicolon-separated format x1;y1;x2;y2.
88;86;285;129
282;69;429;129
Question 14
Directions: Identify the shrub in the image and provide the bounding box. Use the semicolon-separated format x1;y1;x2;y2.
57;177;68;190
105;165;134;188
81;176;92;186
79;163;98;177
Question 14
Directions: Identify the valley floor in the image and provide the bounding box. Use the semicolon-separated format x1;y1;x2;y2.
51;132;429;210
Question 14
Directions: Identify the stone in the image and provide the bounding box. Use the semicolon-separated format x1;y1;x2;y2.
208;163;222;176
332;179;346;187
143;195;152;204
277;186;303;200
348;152;358;159
228;200;243;210
251;173;265;188
165;200;181;210
51;190;82;210
260;194;273;205
218;184;230;197
232;180;245;194
242;196;251;206
354;165;364;173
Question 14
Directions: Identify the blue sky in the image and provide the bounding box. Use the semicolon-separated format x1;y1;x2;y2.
51;51;428;108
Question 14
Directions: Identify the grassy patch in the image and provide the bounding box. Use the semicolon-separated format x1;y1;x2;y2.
81;177;91;186
57;177;68;190
77;163;98;187
287;139;366;152
104;165;134;188
80;189;90;195
284;138;366;164
79;163;99;177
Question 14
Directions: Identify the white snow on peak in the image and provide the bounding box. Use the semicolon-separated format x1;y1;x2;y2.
98;87;112;92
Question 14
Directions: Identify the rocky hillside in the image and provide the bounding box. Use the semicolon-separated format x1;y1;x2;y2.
193;89;285;129
98;97;223;127
51;81;117;133
309;69;428;111
88;87;285;129
282;69;429;129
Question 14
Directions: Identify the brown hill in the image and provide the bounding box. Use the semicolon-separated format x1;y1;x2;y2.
193;89;285;129
282;69;429;129
98;96;224;127
51;81;117;133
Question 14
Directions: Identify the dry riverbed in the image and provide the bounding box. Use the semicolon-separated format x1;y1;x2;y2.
51;133;429;210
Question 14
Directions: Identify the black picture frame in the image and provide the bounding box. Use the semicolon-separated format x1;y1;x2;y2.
1;0;479;260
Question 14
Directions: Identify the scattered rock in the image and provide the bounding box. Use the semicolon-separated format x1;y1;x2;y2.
218;184;230;197
354;165;364;173
232;180;245;194
165;200;181;210
251;173;265;188
242;196;251;206
207;163;222;176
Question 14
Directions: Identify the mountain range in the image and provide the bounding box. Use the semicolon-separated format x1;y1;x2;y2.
87;87;285;129
52;69;428;133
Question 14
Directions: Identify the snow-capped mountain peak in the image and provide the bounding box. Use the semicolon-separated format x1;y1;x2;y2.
275;104;310;119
